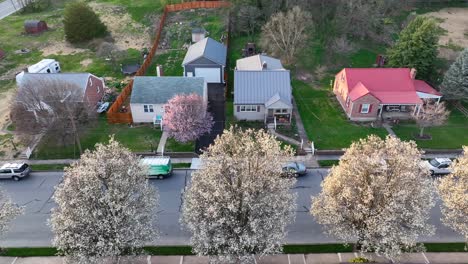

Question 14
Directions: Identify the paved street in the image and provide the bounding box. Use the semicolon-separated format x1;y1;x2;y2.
0;169;463;247
0;0;22;20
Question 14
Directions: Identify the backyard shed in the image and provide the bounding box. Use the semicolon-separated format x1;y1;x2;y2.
24;20;48;34
182;37;227;84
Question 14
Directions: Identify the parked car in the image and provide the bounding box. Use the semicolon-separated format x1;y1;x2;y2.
282;162;307;177
141;157;172;179
420;158;452;175
0;163;31;181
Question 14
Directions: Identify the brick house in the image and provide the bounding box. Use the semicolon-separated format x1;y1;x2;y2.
19;73;105;107
333;68;442;121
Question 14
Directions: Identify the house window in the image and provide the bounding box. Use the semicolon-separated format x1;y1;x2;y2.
239;105;257;112
274;109;288;114
360;104;370;114
144;105;154;113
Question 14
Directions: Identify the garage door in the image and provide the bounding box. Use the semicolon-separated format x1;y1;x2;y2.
195;68;220;83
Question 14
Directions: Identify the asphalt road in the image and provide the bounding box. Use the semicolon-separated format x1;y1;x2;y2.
0;0;22;20
0;170;463;247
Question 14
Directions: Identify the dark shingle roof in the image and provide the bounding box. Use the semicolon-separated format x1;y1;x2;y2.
130;77;205;105
182;37;226;66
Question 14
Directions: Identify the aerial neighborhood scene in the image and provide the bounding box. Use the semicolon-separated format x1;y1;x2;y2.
0;0;468;263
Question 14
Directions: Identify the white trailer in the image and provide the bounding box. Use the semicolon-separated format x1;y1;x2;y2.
16;59;61;84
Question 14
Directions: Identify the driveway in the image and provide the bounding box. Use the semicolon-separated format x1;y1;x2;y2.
195;83;225;153
0;169;463;247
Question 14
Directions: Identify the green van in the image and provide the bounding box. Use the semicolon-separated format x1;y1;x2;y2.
141;157;173;179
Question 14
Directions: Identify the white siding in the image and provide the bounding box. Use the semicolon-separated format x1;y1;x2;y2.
130;103;164;123
234;105;266;121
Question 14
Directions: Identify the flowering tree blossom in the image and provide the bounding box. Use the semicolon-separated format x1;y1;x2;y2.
0;188;23;242
438;146;468;245
413;101;450;138
181;127;297;264
163;93;214;143
50;138;158;264
311;135;435;260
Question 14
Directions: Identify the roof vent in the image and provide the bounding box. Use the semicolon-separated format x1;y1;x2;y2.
262;61;267;70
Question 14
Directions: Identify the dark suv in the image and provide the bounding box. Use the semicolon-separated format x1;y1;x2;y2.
0;163;31;181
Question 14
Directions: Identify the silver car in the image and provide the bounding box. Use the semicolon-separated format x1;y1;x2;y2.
0;163;31;181
421;158;452;175
282;162;307;177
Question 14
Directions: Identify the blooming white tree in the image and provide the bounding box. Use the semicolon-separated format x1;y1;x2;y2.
50;138;158;264
181;127;297;264
413;101;450;138
0;187;23;243
437;146;468;245
311;135;435;260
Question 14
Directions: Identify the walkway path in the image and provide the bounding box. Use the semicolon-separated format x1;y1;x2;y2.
157;131;169;154
292;98;310;145
0;252;466;264
382;123;397;137
269;129;301;146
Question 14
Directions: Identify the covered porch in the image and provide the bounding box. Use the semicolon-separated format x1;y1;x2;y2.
264;93;293;126
379;103;422;121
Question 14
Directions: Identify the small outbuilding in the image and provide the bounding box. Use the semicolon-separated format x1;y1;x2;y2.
24;20;48;34
0;49;5;60
182;37;227;84
192;28;206;43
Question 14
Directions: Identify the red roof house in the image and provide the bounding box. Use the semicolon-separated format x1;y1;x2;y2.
333;68;442;121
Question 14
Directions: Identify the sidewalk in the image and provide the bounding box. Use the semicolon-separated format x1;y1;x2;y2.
0;252;467;264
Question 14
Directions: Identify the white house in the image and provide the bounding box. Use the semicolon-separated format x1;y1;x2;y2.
130;76;207;123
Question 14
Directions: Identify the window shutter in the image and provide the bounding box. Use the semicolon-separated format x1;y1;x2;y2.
237;106;240;112
359;104;362;112
257;105;260;112
369;104;373;113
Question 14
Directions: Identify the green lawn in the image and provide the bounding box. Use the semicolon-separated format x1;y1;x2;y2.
148;8;227;77
392;105;468;149
293;80;387;149
33;116;163;159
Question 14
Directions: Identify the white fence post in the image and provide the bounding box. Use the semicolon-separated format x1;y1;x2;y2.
25;147;32;159
311;141;315;156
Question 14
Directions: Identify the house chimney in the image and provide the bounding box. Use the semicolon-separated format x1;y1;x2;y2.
262;61;267;70
156;65;163;77
410;68;417;79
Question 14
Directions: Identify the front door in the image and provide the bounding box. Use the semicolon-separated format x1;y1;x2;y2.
267;109;274;117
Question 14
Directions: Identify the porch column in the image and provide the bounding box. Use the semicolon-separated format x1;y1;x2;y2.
413;105;418;115
437;97;441;104
379;105;383;118
416;104;421;116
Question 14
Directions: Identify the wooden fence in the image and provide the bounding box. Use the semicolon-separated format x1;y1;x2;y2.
107;1;230;124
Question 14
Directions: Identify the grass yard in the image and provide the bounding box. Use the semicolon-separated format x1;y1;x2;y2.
33;116;163;159
33;116;195;159
148;8;228;77
293;80;387;150
392;105;468;149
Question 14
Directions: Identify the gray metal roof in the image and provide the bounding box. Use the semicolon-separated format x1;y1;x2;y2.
234;70;292;106
131;77;205;105
182;37;226;66
20;73;92;93
236;54;284;71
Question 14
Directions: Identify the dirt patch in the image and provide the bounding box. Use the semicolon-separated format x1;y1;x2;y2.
424;8;468;59
0;65;26;81
90;3;152;51
41;42;87;56
80;58;93;67
0;89;15;134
